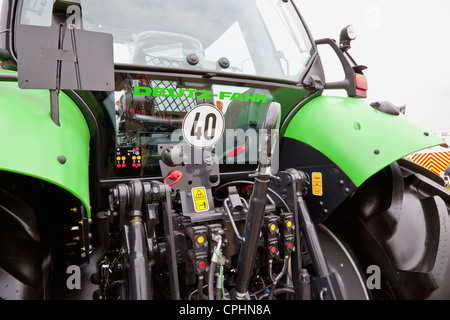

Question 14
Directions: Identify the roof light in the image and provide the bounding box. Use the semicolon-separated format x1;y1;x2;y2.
346;25;357;40
339;25;357;51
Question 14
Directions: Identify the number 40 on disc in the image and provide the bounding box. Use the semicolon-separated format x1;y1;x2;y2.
182;104;225;148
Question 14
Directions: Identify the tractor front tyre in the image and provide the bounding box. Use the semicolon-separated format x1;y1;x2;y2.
327;159;450;300
0;188;47;299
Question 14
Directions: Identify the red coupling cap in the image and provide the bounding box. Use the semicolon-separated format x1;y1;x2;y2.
164;170;183;186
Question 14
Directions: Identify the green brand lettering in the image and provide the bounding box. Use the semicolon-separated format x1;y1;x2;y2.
169;88;185;98
153;87;168;97
134;86;152;96
219;91;232;99
230;93;243;101
133;86;268;103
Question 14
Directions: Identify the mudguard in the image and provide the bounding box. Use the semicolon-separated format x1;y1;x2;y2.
0;71;90;215
283;95;445;187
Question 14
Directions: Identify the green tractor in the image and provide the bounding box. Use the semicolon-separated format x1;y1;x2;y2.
1;0;449;300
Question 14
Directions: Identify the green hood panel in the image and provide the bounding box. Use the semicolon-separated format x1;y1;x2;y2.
284;96;444;187
0;78;90;214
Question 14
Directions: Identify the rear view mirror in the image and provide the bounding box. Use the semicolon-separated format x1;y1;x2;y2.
15;0;114;124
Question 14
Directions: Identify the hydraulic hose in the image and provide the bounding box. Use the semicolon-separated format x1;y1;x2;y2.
234;102;281;299
258;287;295;300
234;176;271;298
208;261;217;300
208;235;223;300
268;255;290;300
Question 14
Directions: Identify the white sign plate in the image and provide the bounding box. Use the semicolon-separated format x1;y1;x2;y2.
182;104;225;148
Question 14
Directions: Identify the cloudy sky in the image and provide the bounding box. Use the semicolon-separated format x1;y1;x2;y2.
295;0;450;134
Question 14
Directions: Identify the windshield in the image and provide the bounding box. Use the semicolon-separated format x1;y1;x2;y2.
19;0;314;81
92;72;306;178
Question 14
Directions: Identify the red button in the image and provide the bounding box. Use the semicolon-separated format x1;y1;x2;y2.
270;246;276;253
199;261;206;269
287;242;292;249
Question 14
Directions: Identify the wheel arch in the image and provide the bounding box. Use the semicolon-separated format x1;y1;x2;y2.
0;78;91;216
283;95;445;188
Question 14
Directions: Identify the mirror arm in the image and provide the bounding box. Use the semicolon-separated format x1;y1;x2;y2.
315;38;357;97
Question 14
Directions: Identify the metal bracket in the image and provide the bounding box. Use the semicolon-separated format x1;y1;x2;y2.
16;0;114;126
272;168;343;300
109;179;182;300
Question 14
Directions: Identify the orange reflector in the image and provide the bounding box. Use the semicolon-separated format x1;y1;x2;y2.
216;100;224;112
354;73;368;98
355;73;368;91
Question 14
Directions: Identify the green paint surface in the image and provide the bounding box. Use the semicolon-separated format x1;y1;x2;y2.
284;96;444;186
0;72;91;215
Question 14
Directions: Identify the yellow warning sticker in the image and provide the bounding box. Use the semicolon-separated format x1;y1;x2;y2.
312;172;323;196
192;186;209;212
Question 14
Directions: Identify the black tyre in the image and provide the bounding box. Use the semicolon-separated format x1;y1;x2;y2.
326;159;450;300
0;188;46;299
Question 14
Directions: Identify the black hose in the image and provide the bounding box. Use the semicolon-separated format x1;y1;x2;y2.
235;177;271;297
214;180;291;212
258;287;296;300
268;256;290;300
198;275;207;300
208;261;217;300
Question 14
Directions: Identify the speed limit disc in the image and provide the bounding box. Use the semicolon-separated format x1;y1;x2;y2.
182;104;225;148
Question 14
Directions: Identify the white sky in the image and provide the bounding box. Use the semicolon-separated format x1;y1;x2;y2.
295;0;450;134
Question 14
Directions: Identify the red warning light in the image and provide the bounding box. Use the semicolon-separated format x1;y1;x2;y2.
122;163;126;168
